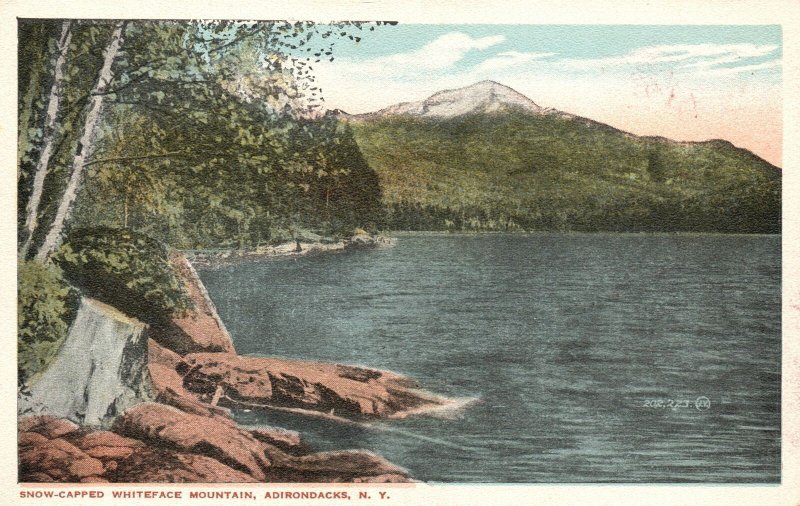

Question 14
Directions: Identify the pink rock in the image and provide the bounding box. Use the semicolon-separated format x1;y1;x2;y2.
84;445;136;460
18;416;79;438
69;457;105;478
19;436;104;482
250;427;304;454
108;446;258;483
112;403;270;481
147;339;230;418
80;476;109;483
180;353;446;420
24;472;55;482
149;253;236;355
72;430;143;449
18;432;49;447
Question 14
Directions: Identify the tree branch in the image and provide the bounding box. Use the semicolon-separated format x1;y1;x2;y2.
83;151;188;168
206;24;268;56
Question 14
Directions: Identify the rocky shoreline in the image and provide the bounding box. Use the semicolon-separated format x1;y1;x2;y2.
18;248;447;483
184;233;395;268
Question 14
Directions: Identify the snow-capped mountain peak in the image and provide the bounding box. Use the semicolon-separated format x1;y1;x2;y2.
358;81;546;119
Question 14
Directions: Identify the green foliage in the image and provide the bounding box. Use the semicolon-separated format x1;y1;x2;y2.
19;20;392;256
647;148;667;183
52;227;192;323
18;339;66;387
351;112;781;233
276;115;383;236
72;109;383;248
17;260;77;383
17;261;72;344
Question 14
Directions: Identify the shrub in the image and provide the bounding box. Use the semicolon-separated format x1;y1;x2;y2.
52;226;192;324
17;260;77;383
267;226;294;246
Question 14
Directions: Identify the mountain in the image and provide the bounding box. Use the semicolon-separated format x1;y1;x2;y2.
357;81;544;119
345;80;613;129
351;80;547;119
342;82;781;233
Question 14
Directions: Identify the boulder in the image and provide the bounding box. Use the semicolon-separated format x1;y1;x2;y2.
112;403;270;481
18;431;49;447
18;415;260;483
110;403;412;483
148;253;235;355
19;430;105;482
69;430;144;460
19;402;413;483
262;448;409;483
107;446;259;483
347;233;394;250
348;233;377;248
19;415;79;438
19;299;151;427
250;426;305;455
147;339;229;418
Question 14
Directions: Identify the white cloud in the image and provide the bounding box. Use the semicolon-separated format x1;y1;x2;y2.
561;43;778;70
357;32;506;73
313;31;506;86
471;51;556;73
681;44;779;68
402;32;505;69
698;59;782;76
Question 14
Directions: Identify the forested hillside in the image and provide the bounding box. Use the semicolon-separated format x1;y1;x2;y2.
349;86;781;233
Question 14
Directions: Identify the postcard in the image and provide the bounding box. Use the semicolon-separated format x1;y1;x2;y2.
3;0;799;504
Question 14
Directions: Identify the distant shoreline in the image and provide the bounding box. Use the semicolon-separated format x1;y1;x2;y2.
185;229;780;267
386;230;782;237
184;233;395;267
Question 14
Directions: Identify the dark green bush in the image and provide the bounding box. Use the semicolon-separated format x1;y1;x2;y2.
52;227;192;323
18;260;77;383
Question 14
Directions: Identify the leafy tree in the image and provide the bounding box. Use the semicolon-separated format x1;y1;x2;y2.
17;20;394;380
52;227;192;323
34;22;127;262
19;19;391;259
20;20;70;258
17;260;77;383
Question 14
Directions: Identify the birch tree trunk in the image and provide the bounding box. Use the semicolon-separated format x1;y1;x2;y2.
19;21;72;259
34;22;126;262
17;57;44;180
17;23;48;182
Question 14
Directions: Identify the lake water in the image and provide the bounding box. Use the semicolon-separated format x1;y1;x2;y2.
198;233;781;483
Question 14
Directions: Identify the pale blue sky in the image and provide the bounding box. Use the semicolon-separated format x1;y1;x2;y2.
310;24;782;164
333;24;781;74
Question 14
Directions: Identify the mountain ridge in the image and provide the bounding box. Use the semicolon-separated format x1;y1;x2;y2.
342;81;781;233
338;80;779;169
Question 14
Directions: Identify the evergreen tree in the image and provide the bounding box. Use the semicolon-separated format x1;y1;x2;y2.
647;148;667;183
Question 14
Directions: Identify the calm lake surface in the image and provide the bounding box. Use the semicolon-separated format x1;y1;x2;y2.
198;233;780;483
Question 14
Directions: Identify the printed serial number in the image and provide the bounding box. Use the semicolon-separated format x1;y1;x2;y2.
643;396;710;411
